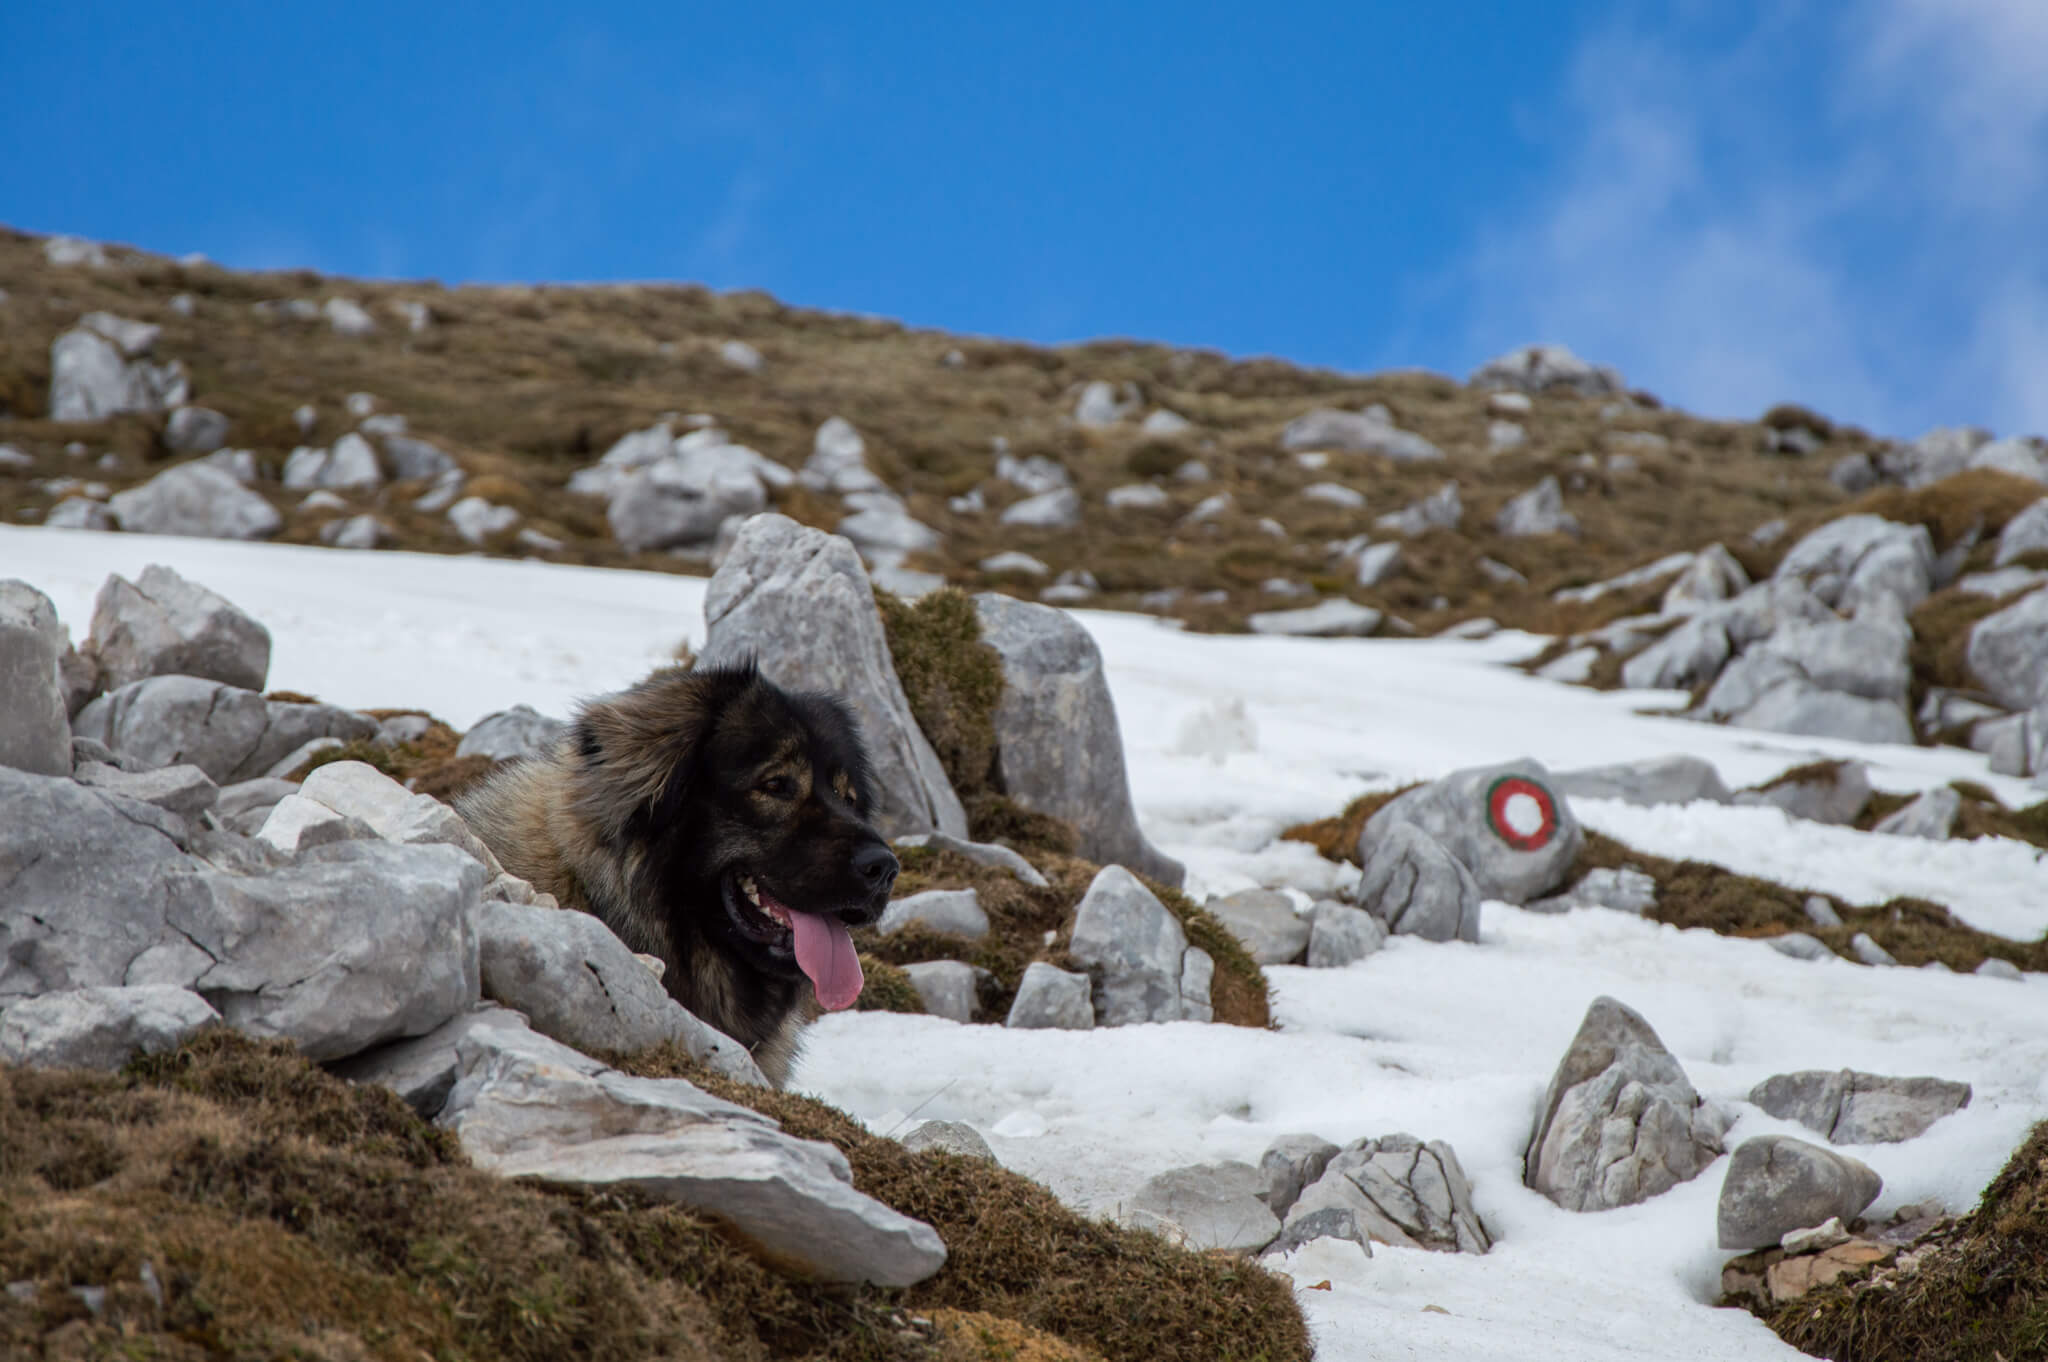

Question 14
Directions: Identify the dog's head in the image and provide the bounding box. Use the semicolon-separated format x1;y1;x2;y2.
567;661;898;1011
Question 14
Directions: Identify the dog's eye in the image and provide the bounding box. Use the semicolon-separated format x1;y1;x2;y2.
758;776;796;799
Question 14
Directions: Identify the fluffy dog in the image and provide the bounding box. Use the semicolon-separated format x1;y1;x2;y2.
458;662;899;1085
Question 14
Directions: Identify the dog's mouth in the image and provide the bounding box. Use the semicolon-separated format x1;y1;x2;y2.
723;872;866;1012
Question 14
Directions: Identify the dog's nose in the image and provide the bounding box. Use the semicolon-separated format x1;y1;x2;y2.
852;843;899;891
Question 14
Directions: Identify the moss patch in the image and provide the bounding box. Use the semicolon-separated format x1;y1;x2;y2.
877;587;1005;803
1748;1120;2048;1362
284;712;502;803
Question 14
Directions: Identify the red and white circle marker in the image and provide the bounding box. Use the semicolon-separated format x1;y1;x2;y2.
1487;776;1558;852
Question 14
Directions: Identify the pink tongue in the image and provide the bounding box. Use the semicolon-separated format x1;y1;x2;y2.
784;900;864;1011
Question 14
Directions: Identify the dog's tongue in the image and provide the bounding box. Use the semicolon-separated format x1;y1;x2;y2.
788;905;864;1011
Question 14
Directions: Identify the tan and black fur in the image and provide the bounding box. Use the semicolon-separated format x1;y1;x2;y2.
458;662;898;1085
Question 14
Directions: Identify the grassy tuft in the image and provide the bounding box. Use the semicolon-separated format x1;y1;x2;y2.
876;587;1006;803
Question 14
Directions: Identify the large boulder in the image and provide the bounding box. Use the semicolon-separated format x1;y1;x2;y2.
1351;822;1480;942
1260;1134;1341;1219
86;564;271;692
1272;1134;1491;1257
108;462;282;540
1280;407;1443;462
1122;1162;1281;1254
607;442;768;553
0;582;74;777
1749;1070;1971;1145
49;313;188;420
1717;1136;1883;1251
436;1011;946;1286
1068;866;1194;1025
1469;344;1624;396
1698;615;1915;745
456;704;566;762
73;676;378;783
1356;759;1581;905
972;592;1182;884
1524;996;1730;1212
1965;587;2048;712
1771;515;1935;616
700;515;965;838
0;985;219;1070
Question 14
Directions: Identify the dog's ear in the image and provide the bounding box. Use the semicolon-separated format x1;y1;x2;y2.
568;661;757;840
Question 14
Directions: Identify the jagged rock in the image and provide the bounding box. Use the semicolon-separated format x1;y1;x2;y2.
800;417;884;494
1375;482;1462;536
1495;476;1580;537
436;1011;945;1285
1069;867;1191;1025
50;313;188;421
1525;867;1657;916
382;434;460;482
1280;408;1443;462
1872;787;1961;839
1246;599;1382;637
702;515;966;837
1004;962;1094;1029
254;793;376;857
478;900;764;1083
1123;1162;1281;1254
1750;1070;1971;1145
456;704;566;762
1525;996;1730;1212
1993;499;2048;568
0;986;219;1070
1204;890;1311;965
1733;761;1871;826
899;962;980;1022
214;777;297;835
973;592;1181;883
163;405;230;454
1261;1134;1341;1219
1179;948;1213;1023
1358;759;1582;905
283;433;384;492
1698;614;1915;744
0;582;73;777
1965;587;2048;712
107;463;281;540
298;762;501;870
86;564;271;692
1470;344;1624;396
901;1120;996;1161
1717;1136;1882;1250
1352;822;1480;942
1662;545;1750;614
1969;437;2048;484
329;1002;526;1117
879;889;989;940
608;443;768;552
1276;1134;1490;1255
1353;542;1402;585
73;761;217;818
1772;515;1936;616
1878;426;1991;487
1549;755;1732;806
74;677;377;784
893;831;1049;888
1306;900;1388;966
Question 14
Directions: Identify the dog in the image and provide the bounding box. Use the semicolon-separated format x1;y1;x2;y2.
457;661;899;1085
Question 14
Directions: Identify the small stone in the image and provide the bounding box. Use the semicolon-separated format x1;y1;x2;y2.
1717;1136;1883;1251
1005;962;1094;1030
1123;1161;1281;1254
1804;896;1843;928
899;962;979;1022
1247;600;1382;638
719;339;762;371
1770;933;1833;961
1204;889;1312;965
1850;933;1898;967
1781;1216;1851;1255
448;497;520;545
1976;957;2024;981
879;889;989;940
901;1120;996;1161
1305;900;1387;967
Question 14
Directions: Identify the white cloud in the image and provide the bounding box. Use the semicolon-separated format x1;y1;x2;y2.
1447;6;2048;439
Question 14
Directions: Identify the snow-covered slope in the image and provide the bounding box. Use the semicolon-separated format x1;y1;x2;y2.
12;524;2047;1362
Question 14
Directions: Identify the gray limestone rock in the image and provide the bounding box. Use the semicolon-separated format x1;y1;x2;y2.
1994;498;2048;567
900;961;979;1022
50;315;188;421
1733;762;1872;826
1261;1134;1341;1219
382;434;460;482
1717;1136;1882;1251
329;1002;527;1117
73;676;376;784
0;581;74;777
1358;759;1582;906
1750;1070;1971;1145
1375;482;1462;536
1470;344;1624;397
608;443;768;552
1549;755;1732;806
1661;545;1750;614
1850;933;1899;967
1246;599;1383;637
1525;867;1657;916
1770;933;1833;961
1069;866;1190;1025
1965;587;2048;712
1279;1134;1491;1255
108;462;282;540
1280;407;1443;462
478;900;764;1083
879;889;989;940
1495;476;1580;537
1772;515;1936;616
456;704;566;763
1525;996;1730;1212
1123;1161;1282;1254
1073;380;1139;428
0;985;219;1070
999;487;1082;529
282;433;384;492
86;564;272;692
164;405;230;454
1804;896;1844;929
1179;947;1214;1023
1204;889;1311;965
436;1011;945;1285
1305;900;1388;967
901;1120;996;1162
700;514;966;837
254;793;376;856
73;761;217;818
1004;962;1094;1030
1352;822;1480;942
800;417;884;494
973;592;1181;883
213;777;298;835
1872;787;1961;840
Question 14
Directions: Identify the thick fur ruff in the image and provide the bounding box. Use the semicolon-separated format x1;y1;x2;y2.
458;662;898;1086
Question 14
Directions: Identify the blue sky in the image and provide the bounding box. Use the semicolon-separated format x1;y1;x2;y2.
6;2;2046;439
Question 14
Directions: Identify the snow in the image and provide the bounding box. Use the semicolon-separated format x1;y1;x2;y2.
9;523;2048;1361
